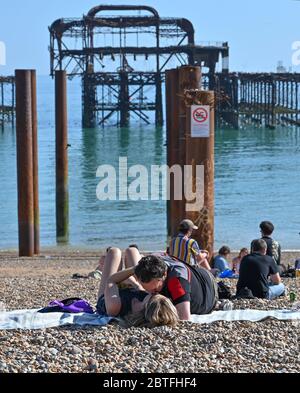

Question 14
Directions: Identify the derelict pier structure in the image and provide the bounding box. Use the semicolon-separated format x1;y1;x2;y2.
0;76;15;128
49;5;229;127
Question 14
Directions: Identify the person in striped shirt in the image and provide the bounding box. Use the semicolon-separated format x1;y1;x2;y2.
169;219;212;271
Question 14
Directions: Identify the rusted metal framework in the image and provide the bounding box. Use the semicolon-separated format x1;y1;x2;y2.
49;5;229;127
212;72;300;128
0;76;15;127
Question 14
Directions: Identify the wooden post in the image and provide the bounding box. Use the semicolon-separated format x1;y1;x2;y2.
31;70;40;255
184;90;215;257
166;66;201;241
15;70;34;256
176;66;202;230
55;70;69;243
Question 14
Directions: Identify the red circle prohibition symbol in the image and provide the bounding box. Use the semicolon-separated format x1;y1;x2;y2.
193;107;208;123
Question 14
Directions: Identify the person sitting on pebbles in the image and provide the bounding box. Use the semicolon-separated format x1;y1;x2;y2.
169;219;212;271
212;246;231;273
96;247;179;328
231;247;249;274
236;239;285;300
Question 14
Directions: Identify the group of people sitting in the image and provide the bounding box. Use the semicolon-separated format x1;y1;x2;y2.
94;219;287;328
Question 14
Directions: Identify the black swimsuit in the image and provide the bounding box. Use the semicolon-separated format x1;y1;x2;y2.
96;288;148;317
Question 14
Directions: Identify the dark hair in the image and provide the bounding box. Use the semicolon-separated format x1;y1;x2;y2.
260;221;274;236
252;239;267;252
239;248;248;257
129;244;139;250
178;226;189;235
219;246;231;255
106;246;112;253
134;255;167;283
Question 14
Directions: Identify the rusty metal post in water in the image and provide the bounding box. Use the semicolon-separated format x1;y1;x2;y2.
15;70;34;256
30;70;40;255
185;90;215;257
165;68;179;240
55;70;69;243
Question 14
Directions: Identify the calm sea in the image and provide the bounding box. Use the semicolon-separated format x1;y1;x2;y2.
0;76;300;251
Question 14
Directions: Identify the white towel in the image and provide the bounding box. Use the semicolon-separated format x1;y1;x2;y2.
0;309;112;330
190;308;300;324
1;308;299;330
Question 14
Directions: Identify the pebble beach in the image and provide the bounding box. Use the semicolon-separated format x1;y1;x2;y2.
0;250;299;374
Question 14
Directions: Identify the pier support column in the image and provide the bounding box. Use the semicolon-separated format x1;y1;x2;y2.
271;78;277;128
185;91;215;257
119;71;130;127
31;70;40;255
166;68;179;240
15;70;34;256
166;65;202;241
155;72;163;126
55;70;69;243
82;73;97;128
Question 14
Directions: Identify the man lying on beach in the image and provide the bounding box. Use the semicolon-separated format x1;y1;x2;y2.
237;239;285;300
118;247;219;321
96;247;179;328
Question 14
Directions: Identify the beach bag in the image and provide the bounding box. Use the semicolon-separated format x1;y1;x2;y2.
38;297;94;314
280;267;295;278
217;281;232;299
235;287;256;299
219;269;235;279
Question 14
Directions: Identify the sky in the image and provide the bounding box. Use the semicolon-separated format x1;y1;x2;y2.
0;0;300;75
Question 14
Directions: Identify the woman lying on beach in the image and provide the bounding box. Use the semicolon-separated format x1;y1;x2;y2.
96;247;179;328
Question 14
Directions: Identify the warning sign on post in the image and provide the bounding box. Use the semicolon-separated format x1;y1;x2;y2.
191;105;210;138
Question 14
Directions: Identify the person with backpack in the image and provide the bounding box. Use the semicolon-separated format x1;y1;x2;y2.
251;221;282;269
96;247;179;328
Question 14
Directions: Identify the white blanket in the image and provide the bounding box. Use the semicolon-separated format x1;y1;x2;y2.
0;309;112;330
190;308;300;324
0;308;299;330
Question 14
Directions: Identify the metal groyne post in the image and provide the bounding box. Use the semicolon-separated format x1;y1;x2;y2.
55;70;69;243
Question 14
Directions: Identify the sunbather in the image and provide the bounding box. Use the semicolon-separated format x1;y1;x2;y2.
96;247;179;328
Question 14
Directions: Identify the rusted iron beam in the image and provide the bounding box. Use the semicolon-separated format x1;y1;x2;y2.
30;70;40;255
55;70;69;243
15;70;34;257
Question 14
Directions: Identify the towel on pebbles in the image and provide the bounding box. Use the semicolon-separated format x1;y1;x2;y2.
190;308;300;324
0;308;300;330
0;309;112;330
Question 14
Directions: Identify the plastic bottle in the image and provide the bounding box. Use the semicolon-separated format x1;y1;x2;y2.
290;292;296;302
